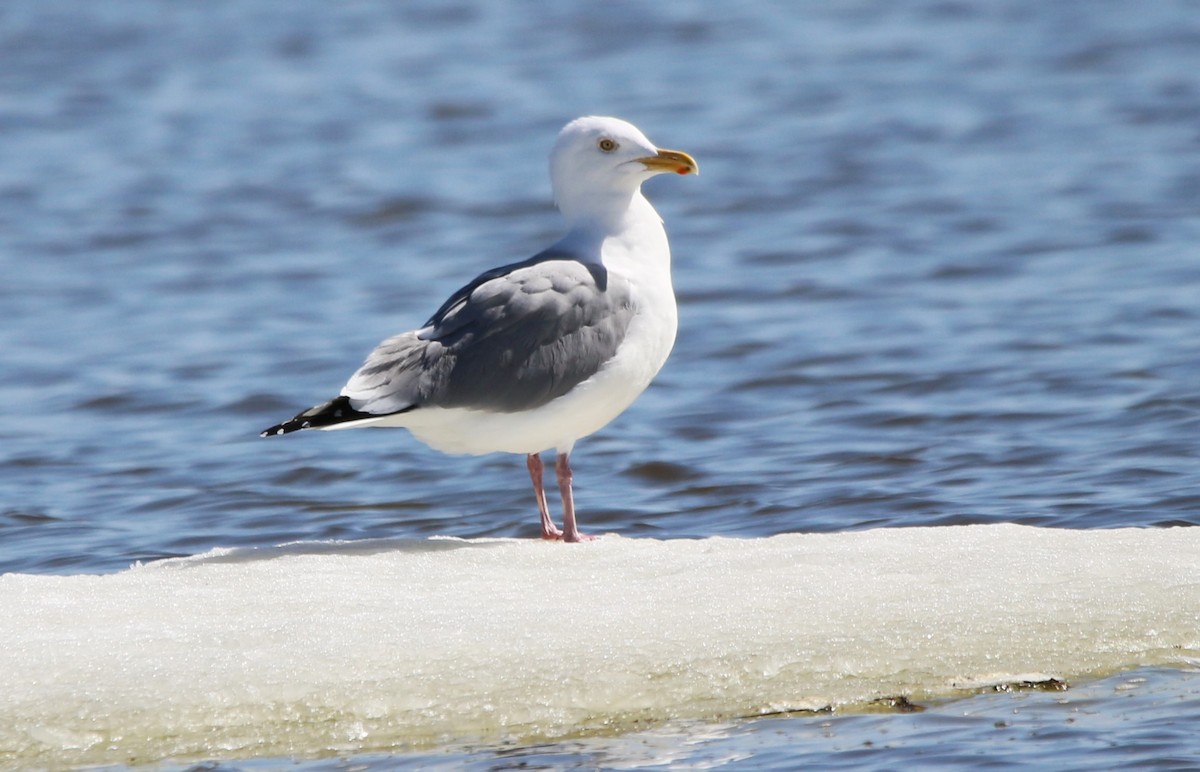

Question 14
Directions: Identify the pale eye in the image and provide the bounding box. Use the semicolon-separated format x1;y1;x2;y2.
597;137;618;153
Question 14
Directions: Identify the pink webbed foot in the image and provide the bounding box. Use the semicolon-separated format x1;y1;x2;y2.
527;451;598;543
556;452;595;543
527;453;564;540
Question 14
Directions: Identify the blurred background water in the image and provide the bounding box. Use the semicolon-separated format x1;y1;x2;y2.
1;0;1199;768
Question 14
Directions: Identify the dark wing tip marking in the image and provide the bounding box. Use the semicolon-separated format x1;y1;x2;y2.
260;395;416;437
260;395;369;437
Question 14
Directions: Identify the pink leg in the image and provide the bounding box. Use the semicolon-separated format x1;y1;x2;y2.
556;452;595;543
527;453;562;540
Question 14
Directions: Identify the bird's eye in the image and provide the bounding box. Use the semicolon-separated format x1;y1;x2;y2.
597;137;618;153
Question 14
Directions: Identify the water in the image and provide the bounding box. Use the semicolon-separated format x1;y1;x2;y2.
1;0;1199;768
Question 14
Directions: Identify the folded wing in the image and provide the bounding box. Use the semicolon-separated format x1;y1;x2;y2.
340;251;635;417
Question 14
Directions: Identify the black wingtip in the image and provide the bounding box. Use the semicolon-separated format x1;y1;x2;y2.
259;395;374;438
259;418;308;438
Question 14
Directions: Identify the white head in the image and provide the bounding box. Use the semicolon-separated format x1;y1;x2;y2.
549;116;697;225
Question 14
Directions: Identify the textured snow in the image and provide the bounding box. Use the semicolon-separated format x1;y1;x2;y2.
1;525;1198;767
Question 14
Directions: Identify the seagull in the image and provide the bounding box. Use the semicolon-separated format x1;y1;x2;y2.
261;116;697;542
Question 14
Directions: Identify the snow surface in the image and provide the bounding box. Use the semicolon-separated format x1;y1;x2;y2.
2;524;1198;767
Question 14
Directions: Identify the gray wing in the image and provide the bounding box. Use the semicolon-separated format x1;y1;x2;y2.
341;252;635;415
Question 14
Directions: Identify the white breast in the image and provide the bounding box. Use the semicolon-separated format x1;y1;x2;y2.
371;195;678;456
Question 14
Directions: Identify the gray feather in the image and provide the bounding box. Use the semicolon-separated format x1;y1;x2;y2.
341;250;634;415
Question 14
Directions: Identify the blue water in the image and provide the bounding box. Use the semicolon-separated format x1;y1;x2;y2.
2;0;1199;768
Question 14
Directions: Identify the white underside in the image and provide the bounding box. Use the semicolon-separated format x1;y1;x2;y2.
325;298;676;455
326;191;678;456
329;255;676;453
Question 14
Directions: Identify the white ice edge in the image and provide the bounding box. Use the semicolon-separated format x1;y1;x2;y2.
2;524;1198;767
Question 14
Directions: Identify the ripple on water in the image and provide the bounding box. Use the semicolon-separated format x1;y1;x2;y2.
2;0;1200;767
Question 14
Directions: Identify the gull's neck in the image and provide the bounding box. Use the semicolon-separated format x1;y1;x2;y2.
554;188;676;282
557;189;666;259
